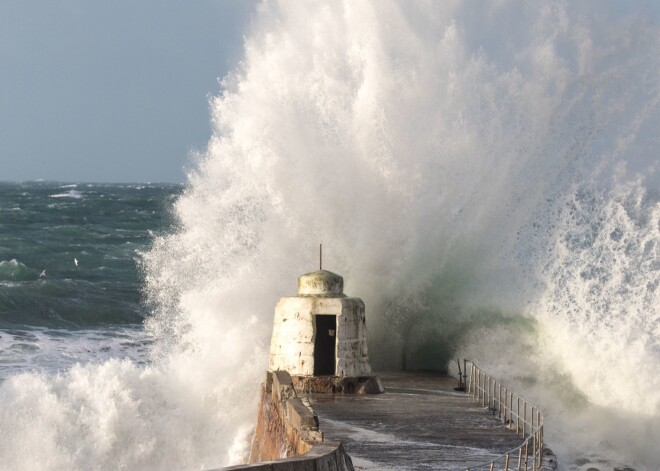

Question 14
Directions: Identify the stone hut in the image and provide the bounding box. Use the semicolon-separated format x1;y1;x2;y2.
268;269;382;393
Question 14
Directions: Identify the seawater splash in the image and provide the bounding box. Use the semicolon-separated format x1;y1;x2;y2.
144;1;659;469
0;259;35;282
1;1;659;470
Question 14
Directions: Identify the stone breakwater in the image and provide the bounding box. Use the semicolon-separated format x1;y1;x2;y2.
214;370;354;471
214;371;558;471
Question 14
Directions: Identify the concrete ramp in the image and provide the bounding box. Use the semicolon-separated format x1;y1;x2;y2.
308;372;523;470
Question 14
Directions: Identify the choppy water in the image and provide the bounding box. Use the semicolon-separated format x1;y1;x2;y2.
1;2;660;471
0;182;179;377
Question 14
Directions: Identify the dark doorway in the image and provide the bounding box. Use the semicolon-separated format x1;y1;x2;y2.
314;315;336;376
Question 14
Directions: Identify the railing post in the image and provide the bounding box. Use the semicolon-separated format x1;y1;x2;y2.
524;440;529;471
491;378;495;411
468;364;472;396
487;375;490;408
483;374;486;406
487;377;490;409
492;379;496;412
502;387;507;421
538;410;543;467
531;407;535;466
475;369;479;401
498;384;502;420
516;396;520;434
539;424;543;468
487;375;489;408
482;373;486;407
517;448;522;470
504;453;510;471
477;370;481;403
523;401;527;435
464;359;468;391
532;429;537;471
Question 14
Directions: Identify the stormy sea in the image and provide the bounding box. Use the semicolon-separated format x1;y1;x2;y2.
1;2;659;471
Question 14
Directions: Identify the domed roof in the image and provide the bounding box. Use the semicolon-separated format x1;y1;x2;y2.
297;270;344;297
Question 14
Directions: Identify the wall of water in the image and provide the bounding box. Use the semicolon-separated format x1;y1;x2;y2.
1;2;658;470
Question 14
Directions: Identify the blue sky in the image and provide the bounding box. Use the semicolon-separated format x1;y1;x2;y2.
0;0;256;183
1;1;657;184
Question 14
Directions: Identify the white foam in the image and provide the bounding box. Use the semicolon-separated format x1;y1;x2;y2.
49;190;83;199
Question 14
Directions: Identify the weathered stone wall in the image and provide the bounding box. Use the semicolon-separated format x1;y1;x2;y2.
214;370;353;471
248;371;321;463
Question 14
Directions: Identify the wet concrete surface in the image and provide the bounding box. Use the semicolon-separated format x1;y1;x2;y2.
307;372;524;470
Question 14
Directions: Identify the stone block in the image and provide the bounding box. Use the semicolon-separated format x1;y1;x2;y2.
311;297;344;314
286;398;319;430
277;321;314;342
336;322;357;339
356;376;385;395
272;370;295;402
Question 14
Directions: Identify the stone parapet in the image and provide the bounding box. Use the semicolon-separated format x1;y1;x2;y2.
217;442;353;471
242;371;336;467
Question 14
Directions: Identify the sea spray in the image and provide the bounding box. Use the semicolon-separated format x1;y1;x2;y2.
1;1;658;470
145;1;659;468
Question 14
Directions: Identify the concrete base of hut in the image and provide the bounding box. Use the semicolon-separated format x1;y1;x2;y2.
290;375;384;395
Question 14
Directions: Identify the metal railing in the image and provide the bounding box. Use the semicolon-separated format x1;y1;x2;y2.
464;361;544;471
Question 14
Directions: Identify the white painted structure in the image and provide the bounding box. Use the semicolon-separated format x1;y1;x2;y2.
269;270;373;377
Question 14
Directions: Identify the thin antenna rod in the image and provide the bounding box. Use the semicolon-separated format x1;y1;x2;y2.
319;243;322;270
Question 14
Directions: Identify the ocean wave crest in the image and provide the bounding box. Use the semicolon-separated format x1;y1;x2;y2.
0;260;36;282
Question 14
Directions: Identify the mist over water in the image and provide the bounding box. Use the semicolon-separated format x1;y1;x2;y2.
1;1;659;470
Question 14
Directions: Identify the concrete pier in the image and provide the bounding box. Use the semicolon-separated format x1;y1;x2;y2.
307;372;523;470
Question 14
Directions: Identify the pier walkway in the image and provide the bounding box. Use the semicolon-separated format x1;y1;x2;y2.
307;372;523;470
